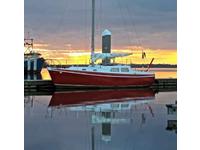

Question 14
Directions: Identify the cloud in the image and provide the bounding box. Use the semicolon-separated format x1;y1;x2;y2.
25;0;177;50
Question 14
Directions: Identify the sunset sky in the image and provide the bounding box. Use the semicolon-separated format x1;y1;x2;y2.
24;0;177;64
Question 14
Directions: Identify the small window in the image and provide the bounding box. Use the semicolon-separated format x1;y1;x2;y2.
111;104;119;108
93;69;97;71
121;104;129;108
121;68;129;72
82;69;86;71
111;68;119;72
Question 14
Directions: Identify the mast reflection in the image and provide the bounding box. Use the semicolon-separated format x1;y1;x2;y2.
48;89;156;142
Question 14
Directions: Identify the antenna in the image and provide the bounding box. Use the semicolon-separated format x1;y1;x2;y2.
24;32;34;53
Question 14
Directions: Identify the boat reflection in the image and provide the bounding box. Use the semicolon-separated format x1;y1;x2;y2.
166;102;177;134
24;96;34;107
24;72;42;80
48;89;155;142
166;103;177;115
166;120;177;133
48;88;155;108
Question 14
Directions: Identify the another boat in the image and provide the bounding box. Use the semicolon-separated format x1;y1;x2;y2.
47;0;155;87
24;38;45;73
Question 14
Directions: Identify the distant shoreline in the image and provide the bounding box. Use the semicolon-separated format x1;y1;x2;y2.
47;64;177;68
130;64;177;68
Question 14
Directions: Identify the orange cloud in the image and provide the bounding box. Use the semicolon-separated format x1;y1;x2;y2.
33;45;177;65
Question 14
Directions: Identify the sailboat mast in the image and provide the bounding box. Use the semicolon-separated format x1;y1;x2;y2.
91;0;95;65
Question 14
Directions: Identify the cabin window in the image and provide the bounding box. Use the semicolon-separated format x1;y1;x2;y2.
111;68;119;72
121;104;129;108
121;68;129;72
82;69;86;71
93;69;97;71
111;104;119;108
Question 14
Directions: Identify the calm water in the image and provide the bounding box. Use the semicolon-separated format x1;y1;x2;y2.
24;90;177;150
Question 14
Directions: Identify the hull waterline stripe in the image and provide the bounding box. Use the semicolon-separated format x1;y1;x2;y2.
50;69;155;78
55;83;152;87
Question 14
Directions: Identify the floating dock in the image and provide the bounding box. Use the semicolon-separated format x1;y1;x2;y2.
24;78;177;92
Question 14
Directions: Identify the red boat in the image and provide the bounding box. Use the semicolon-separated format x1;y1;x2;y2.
47;0;155;87
48;88;155;107
48;65;155;87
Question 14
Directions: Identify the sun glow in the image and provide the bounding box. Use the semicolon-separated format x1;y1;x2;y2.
34;47;177;65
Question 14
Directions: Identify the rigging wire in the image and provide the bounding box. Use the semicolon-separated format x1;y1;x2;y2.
116;0;133;50
117;0;148;66
123;3;143;49
97;0;103;35
56;0;69;34
95;0;100;51
84;0;88;51
100;0;103;32
123;3;147;66
24;0;47;46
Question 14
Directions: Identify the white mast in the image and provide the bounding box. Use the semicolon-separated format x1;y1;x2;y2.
91;0;95;65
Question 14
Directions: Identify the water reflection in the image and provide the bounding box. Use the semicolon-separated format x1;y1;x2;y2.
24;96;34;107
24;89;177;150
166;103;177;115
24;73;42;80
166;102;177;134
166;120;177;133
48;89;155;108
47;89;155;143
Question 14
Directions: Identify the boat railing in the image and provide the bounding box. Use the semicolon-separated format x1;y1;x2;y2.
43;57;152;71
44;59;66;68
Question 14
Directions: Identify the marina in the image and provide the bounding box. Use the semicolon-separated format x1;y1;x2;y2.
24;0;177;150
24;0;176;88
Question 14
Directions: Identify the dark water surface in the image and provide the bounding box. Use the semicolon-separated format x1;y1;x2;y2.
24;90;177;150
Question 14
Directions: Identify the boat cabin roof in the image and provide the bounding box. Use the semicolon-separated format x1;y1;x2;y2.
67;65;153;75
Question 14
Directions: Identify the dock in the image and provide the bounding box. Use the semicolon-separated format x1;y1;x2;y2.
24;78;177;92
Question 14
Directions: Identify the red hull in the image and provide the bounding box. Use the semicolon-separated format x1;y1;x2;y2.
48;69;155;87
49;89;155;107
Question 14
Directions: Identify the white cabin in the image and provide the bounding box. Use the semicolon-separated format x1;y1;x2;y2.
66;65;154;75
